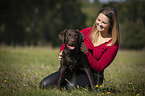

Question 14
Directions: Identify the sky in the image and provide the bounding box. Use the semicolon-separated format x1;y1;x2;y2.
90;0;126;3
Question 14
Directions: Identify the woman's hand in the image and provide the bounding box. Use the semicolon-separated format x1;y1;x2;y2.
80;43;88;54
58;50;63;61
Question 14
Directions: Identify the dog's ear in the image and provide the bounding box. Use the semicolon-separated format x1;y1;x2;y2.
58;29;68;43
78;30;84;43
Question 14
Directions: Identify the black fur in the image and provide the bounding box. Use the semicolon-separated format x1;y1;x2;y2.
57;29;95;91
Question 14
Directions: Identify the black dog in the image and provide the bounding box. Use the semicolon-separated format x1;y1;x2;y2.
57;29;95;91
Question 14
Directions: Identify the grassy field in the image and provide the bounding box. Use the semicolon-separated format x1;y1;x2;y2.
0;46;145;96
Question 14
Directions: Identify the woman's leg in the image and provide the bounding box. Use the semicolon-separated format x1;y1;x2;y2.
39;71;59;89
39;71;72;89
39;71;104;89
65;72;103;90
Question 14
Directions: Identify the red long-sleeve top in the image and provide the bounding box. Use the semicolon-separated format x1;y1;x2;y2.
60;27;119;72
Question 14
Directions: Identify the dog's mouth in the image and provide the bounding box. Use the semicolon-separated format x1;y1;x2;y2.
67;45;75;50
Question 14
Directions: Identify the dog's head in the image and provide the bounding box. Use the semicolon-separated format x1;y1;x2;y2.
58;29;84;50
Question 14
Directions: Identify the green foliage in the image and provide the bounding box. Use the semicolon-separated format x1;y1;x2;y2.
0;47;145;96
120;21;145;49
80;0;102;27
0;0;86;46
0;0;145;49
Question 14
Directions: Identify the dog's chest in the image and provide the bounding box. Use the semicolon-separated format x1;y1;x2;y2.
63;54;82;70
67;54;80;65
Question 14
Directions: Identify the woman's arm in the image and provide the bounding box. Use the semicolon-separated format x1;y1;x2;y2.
60;44;65;52
86;44;119;72
58;44;65;61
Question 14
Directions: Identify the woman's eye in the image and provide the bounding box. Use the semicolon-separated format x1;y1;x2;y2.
98;19;101;21
103;22;107;24
103;21;108;24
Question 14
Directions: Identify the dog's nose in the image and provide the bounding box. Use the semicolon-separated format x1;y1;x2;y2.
70;38;75;43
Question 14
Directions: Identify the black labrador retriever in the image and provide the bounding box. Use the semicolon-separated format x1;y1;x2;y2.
57;29;95;91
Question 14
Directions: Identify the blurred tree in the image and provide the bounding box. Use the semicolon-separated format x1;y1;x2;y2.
1;0;145;49
0;0;26;45
80;0;102;27
0;0;86;46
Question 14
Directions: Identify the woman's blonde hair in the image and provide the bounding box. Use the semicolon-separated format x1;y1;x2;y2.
91;7;120;46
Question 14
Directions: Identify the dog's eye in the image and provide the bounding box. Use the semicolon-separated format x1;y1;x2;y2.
68;34;71;37
74;34;77;38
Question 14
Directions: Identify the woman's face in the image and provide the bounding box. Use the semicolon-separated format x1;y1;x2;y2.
96;13;110;32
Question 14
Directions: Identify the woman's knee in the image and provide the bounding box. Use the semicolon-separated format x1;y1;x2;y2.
66;82;76;90
39;71;59;89
39;80;48;89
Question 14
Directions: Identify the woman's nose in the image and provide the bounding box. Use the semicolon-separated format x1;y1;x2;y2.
96;21;101;26
99;22;102;26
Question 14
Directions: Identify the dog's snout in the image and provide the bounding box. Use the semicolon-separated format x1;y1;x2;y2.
69;38;75;44
71;38;75;42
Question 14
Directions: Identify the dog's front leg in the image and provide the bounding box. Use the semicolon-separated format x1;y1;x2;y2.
80;56;96;91
57;66;66;90
83;67;96;92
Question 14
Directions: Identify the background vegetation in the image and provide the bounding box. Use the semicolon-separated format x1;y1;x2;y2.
0;47;145;96
0;0;145;49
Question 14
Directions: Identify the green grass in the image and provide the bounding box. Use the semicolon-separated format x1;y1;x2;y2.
0;46;145;96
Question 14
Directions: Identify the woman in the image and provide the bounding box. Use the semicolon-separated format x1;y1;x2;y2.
40;6;120;89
